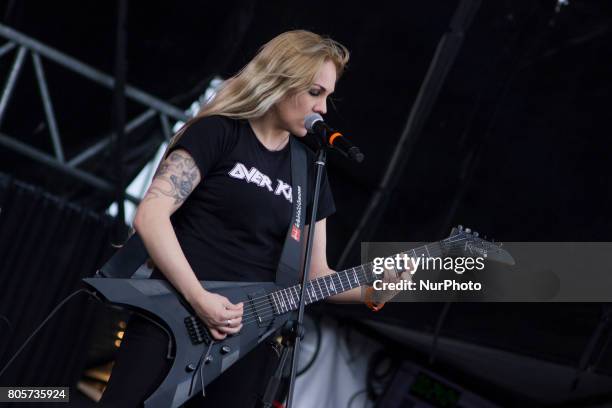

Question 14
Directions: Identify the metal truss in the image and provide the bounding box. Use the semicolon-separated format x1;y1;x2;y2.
0;23;190;204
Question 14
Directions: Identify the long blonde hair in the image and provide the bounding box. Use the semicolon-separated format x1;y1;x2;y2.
166;30;349;153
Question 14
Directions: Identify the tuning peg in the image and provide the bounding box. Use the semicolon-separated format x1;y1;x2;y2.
473;232;479;238
458;225;463;231
465;228;471;234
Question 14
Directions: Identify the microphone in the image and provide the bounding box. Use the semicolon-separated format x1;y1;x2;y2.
304;113;364;163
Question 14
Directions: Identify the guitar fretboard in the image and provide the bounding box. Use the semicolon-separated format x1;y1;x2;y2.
269;241;444;314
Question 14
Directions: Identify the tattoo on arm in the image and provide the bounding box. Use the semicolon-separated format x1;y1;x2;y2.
143;150;200;206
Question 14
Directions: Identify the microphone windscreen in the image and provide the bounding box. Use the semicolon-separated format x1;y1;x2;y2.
304;113;323;133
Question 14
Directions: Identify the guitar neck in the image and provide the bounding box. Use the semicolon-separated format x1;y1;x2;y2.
269;241;444;314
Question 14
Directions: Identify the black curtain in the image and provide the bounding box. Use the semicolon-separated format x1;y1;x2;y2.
0;173;116;387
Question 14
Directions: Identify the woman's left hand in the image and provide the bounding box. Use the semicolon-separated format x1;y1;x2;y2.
372;261;414;304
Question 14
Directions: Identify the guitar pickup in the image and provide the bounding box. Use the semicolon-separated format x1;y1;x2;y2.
247;289;274;328
184;316;212;345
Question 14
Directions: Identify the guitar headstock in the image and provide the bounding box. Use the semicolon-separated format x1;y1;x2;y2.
441;225;515;265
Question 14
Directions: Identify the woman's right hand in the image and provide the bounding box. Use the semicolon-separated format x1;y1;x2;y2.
190;290;244;340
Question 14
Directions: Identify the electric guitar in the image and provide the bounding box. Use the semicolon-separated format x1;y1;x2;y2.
83;226;514;408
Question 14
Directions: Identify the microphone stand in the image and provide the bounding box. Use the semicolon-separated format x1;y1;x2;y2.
257;143;328;408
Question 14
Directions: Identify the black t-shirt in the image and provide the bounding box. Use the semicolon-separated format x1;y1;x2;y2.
151;115;335;283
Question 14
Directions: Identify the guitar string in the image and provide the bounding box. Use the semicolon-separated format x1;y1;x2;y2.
241;266;370;321
213;242;489;330
232;238;476;320
233;238;475;325
214;266;368;328
237;242;485;327
238;267;370;326
233;238;471;322
236;236;471;317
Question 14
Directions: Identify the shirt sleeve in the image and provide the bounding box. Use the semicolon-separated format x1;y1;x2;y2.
168;116;233;177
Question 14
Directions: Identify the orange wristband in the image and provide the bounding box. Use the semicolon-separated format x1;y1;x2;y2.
364;286;385;312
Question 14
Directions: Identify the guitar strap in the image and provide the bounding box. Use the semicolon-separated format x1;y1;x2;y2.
275;136;307;287
98;230;148;278
98;136;308;285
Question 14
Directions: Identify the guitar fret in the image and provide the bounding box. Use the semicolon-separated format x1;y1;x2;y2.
356;266;365;284
273;292;283;313
316;279;323;298
307;283;314;301
286;288;295;309
352;268;359;286
292;286;300;306
344;270;352;288
290;288;297;309
279;290;286;311
323;277;330;296
279;291;289;312
271;292;280;314
282;290;289;311
276;291;285;313
329;276;336;294
288;287;294;308
304;284;311;304
364;263;374;283
338;273;345;291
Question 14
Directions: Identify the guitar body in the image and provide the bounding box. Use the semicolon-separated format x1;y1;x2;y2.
83;277;288;408
84;225;513;407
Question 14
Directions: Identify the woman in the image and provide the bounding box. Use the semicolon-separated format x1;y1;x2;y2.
100;30;404;407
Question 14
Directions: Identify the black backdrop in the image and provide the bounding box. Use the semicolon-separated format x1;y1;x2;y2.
0;173;115;387
1;0;612;403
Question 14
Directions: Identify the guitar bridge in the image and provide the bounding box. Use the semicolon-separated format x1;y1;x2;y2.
184;316;212;345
